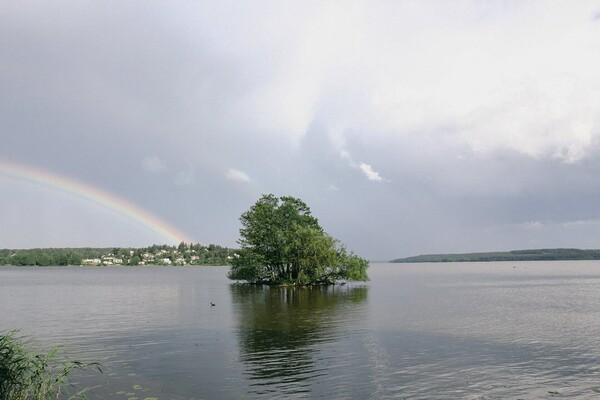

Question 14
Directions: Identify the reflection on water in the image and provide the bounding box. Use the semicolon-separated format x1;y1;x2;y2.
3;263;600;398
230;285;368;396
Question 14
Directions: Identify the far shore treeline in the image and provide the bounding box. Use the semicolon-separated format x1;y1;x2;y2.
391;248;600;263
0;243;238;266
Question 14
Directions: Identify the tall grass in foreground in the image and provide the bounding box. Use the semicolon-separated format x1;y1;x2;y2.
0;331;101;400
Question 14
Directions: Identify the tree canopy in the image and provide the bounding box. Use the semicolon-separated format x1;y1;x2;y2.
228;194;369;285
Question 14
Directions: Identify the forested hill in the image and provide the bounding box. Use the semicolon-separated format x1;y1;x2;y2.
390;248;600;263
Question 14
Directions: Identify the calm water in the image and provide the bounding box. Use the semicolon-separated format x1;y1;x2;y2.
2;262;600;399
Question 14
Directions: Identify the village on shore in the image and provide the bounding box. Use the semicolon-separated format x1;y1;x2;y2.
0;243;238;266
82;243;238;266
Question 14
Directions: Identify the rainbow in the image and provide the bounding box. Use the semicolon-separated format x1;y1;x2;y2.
0;160;194;245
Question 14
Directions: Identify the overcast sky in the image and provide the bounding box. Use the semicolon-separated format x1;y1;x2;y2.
1;1;600;260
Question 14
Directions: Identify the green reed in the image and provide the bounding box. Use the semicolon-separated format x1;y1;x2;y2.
0;331;101;400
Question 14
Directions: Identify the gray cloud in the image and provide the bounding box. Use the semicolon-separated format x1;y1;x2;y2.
174;168;195;187
225;168;251;183
1;1;600;260
142;156;167;174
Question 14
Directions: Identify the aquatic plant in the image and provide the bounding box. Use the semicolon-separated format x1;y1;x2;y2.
0;331;100;400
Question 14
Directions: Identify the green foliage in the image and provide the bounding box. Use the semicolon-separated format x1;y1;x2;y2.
0;331;101;400
129;255;141;266
0;249;84;266
228;194;369;285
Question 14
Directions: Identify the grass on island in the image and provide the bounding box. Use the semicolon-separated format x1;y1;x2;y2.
0;331;101;400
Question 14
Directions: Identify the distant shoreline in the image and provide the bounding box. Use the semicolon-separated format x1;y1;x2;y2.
0;244;237;267
390;248;600;263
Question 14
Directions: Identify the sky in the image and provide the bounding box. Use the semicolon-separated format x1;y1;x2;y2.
1;1;600;260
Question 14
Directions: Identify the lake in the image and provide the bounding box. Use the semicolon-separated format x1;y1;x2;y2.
2;262;600;399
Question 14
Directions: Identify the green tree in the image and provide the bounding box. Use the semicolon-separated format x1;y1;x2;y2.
129;255;141;265
228;194;369;285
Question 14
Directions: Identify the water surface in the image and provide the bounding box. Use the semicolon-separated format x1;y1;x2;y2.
2;262;600;398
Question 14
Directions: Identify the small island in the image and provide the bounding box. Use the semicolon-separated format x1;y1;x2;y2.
228;194;369;285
